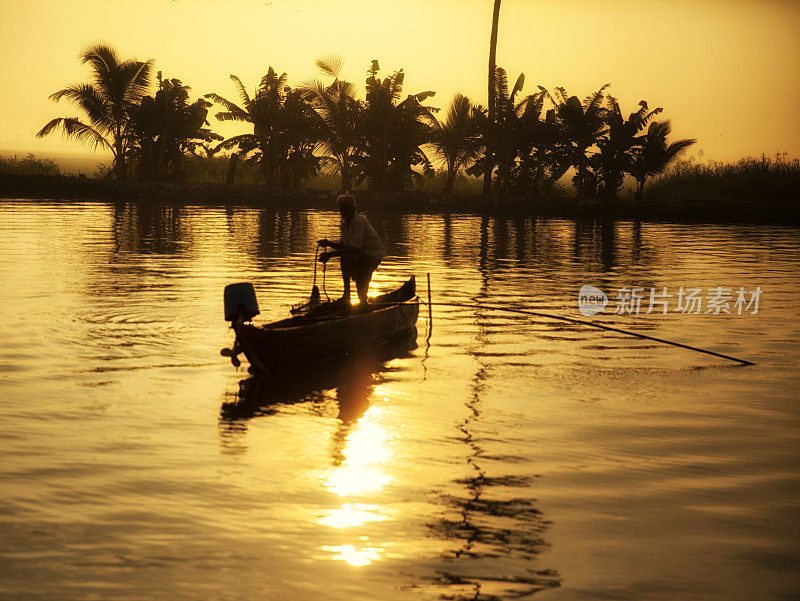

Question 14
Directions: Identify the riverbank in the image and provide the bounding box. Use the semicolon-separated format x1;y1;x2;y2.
2;173;799;224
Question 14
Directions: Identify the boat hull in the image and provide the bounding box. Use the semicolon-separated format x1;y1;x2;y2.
232;285;420;374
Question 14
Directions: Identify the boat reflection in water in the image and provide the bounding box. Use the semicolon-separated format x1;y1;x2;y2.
219;330;417;569
220;328;418;423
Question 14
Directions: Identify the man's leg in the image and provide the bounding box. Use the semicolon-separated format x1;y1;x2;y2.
354;255;380;306
340;252;355;302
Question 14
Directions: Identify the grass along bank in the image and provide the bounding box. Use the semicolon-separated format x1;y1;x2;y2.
646;154;800;204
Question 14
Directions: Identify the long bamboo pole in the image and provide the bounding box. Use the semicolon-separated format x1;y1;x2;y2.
423;301;755;366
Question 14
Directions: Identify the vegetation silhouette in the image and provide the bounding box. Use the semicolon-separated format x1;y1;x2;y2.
647;153;800;203
36;42;702;201
300;55;362;192
597;97;663;199
206;68;318;187
427;93;481;194
129;72;221;181
629;120;696;199
359;60;437;191
0;154;60;176
37;44;153;180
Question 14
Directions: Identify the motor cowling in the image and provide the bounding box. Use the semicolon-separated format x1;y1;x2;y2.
224;282;260;322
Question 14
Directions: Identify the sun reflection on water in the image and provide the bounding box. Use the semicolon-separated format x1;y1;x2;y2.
323;405;391;497
320;545;382;567
320;404;393;566
318;503;387;528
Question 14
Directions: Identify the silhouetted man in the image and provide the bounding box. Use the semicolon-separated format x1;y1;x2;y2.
318;193;384;307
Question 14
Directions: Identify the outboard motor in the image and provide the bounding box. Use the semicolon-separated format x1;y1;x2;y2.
224;282;260;322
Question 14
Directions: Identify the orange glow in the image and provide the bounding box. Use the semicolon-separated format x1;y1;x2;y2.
320;544;382;567
318;503;388;528
1;0;798;161
322;406;391;496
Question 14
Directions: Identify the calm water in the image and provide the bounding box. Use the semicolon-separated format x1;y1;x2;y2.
1;200;798;601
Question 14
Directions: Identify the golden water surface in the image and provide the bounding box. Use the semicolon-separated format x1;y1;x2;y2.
0;200;798;600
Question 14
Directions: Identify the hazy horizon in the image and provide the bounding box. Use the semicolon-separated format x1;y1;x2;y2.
1;0;799;163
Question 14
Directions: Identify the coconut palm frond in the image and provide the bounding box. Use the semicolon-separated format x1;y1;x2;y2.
638;106;663;131
79;43;118;87
259;67;288;93
204;93;249;120
664;138;697;162
48;84;111;131
585;83;611;112
494;66;509;103
336;80;359;101
316;54;343;79
119;59;154;104
213;111;254;124
445;93;472;127
36;117;112;151
647;119;672;140
606;94;621;117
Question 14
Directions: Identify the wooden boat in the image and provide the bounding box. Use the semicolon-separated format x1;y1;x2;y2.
226;277;419;375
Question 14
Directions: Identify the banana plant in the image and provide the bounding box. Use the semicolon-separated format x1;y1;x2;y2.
596;97;662;199
358;60;437;191
546;84;611;198
129;73;221;181
206;67;318;187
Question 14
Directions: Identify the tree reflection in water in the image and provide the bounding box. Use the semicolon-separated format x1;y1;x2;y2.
420;242;559;600
423;365;559;599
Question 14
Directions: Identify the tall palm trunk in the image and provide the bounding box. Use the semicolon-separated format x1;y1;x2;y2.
634;177;646;201
444;160;458;194
341;159;351;193
483;0;501;199
114;125;127;180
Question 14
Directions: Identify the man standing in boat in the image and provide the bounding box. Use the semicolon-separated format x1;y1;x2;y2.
317;193;385;307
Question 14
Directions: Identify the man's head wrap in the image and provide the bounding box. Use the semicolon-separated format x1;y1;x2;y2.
336;193;355;208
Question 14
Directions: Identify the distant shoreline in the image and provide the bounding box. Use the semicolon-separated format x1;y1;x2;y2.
1;173;799;225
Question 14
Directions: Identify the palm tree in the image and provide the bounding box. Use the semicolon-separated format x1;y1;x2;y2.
205;68;318;187
546;84;611;198
483;0;502;198
428;93;481;194
37;43;153;180
360;61;436;191
629;120;696;200
596;97;662;199
301;56;363;192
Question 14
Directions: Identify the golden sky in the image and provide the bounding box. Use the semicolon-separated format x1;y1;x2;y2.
1;0;798;161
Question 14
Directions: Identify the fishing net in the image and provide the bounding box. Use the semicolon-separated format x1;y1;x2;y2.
290;244;330;315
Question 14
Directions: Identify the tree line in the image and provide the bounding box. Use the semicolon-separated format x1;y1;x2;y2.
38;43;695;200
